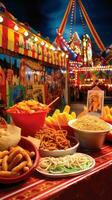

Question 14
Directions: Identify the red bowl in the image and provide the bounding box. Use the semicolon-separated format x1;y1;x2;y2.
8;111;48;136
0;136;39;184
103;119;112;142
103;119;112;125
100;117;112;125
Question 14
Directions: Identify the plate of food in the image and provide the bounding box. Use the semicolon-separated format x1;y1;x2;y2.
36;153;95;178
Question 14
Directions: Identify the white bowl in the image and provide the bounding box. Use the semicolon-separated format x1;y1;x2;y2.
68;119;112;149
39;137;79;157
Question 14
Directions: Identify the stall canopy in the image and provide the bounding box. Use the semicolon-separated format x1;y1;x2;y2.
0;3;68;68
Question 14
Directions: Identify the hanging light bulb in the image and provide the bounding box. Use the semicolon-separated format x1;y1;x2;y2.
62;52;65;57
34;37;38;42
66;54;69;58
24;31;29;37
0;16;3;23
45;43;48;48
50;46;55;51
41;41;45;46
14;24;19;31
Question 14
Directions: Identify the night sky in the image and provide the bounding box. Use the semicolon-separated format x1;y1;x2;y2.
1;0;112;49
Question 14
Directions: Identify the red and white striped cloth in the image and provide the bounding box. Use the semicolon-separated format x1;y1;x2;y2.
0;144;112;200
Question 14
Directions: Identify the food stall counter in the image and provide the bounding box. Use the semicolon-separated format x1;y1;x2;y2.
0;143;112;200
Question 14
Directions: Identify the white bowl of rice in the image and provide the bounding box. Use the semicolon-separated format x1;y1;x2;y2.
68;114;112;149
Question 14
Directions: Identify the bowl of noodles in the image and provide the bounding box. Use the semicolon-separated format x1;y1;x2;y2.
68;114;112;149
35;128;79;157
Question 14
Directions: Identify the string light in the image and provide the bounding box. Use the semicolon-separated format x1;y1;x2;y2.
0;16;3;23
14;24;19;31
45;43;48;48
41;41;45;46
24;31;29;37
71;65;112;72
62;52;65;57
51;46;55;51
34;37;38;42
70;0;75;39
66;54;69;58
0;9;68;68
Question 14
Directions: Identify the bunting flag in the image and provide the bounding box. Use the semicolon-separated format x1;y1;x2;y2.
78;0;106;52
0;17;67;68
0;24;39;58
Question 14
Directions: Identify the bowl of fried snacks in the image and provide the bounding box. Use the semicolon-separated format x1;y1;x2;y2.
7;100;49;136
35;128;79;157
0;136;39;184
68;114;112;149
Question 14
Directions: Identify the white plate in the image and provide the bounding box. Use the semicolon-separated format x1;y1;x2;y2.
36;153;95;178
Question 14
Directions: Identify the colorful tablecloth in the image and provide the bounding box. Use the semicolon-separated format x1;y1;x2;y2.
0;143;112;200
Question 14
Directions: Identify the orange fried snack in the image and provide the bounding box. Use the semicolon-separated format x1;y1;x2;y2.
7;100;49;114
0;146;35;177
35;128;71;150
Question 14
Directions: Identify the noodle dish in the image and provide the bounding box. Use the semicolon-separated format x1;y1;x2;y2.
36;153;95;178
35;128;79;156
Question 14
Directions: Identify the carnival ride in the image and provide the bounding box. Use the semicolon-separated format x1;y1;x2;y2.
55;0;106;65
55;0;112;89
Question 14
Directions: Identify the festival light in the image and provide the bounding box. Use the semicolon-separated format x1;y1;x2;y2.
45;43;48;48
79;83;94;87
34;37;38;42
108;84;112;88
0;16;3;23
50;46;55;51
62;52;65;57
70;65;112;72
24;31;29;37
14;24;19;31
41;41;45;46
66;54;69;58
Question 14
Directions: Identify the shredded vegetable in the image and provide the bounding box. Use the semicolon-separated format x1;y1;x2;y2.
38;153;94;174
